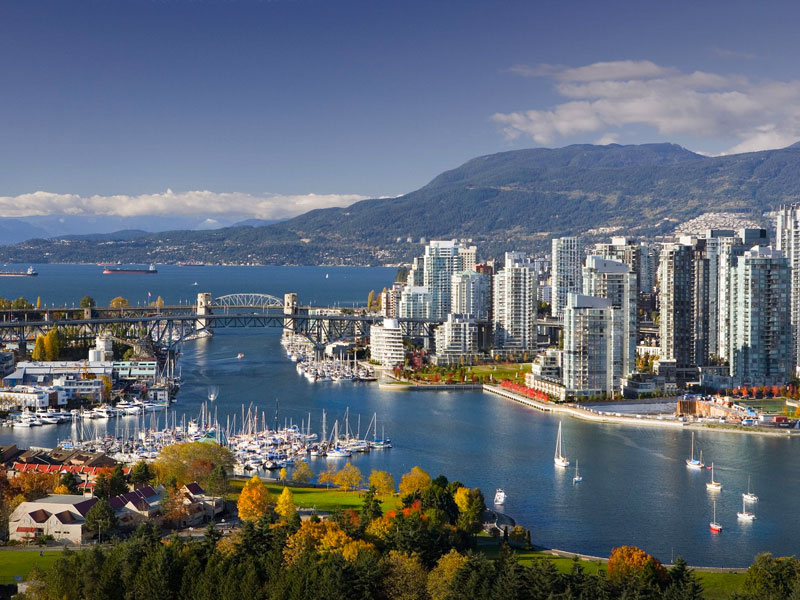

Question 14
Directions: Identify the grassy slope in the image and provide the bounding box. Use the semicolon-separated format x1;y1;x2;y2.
228;480;402;513
0;550;62;581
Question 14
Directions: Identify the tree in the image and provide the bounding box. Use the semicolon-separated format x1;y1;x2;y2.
154;441;234;488
100;375;112;401
93;473;110;499
109;296;130;309
161;486;190;528
367;290;376;311
369;469;396;496
32;335;46;361
334;463;363;492
205;465;229;496
291;461;313;484
608;545;668;588
318;465;339;488
129;461;153;488
455;487;485;535
108;464;128;497
361;486;382;523
427;549;468;600
53;484;72;495
275;487;297;520
279;467;288;482
80;295;96;308
36;296;42;309
59;472;79;494
237;475;272;521
398;466;432;497
383;551;428;600
739;553;800;600
85;498;117;540
43;327;61;361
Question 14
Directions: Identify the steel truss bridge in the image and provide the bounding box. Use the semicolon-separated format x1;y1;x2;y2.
0;293;450;351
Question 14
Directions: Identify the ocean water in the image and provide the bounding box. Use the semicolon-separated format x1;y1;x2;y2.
1;264;798;567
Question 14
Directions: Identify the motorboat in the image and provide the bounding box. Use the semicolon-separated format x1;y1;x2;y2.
494;489;506;505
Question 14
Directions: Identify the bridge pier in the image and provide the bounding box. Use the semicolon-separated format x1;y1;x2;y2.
196;293;213;338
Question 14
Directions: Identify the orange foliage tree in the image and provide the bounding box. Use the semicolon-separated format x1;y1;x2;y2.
237;475;273;521
608;545;668;586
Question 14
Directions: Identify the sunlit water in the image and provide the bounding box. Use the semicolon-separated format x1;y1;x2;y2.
0;264;798;566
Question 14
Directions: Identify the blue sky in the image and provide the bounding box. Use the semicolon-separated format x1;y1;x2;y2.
1;0;800;225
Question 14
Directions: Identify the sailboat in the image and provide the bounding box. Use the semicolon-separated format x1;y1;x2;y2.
743;475;758;502
686;431;705;469
737;495;756;520
710;500;723;532
554;421;570;468
706;462;722;492
573;459;583;483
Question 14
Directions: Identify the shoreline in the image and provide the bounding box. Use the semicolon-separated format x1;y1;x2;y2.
482;384;800;437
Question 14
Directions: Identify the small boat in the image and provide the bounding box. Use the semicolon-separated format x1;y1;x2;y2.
710;500;722;532
494;489;506;505
737;496;756;521
554;421;570;468
706;462;722;492
573;459;583;483
686;432;705;469
237;353;245;359
743;475;758;503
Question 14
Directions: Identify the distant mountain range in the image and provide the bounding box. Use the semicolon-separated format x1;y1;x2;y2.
3;141;800;265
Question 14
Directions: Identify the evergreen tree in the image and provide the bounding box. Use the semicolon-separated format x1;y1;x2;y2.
130;460;153;488
85;498;117;541
205;464;229;496
360;486;383;524
60;472;80;494
108;464;128;497
94;472;110;499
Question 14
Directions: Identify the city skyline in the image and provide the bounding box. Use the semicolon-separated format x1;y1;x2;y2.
3;0;800;225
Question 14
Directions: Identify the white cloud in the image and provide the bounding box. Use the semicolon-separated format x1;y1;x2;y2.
0;190;368;219
594;133;620;145
712;47;756;60
495;60;800;154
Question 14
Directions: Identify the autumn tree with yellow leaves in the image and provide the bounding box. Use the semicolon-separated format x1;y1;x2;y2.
398;466;431;497
275;487;296;520
333;463;363;492
237;475;273;521
368;469;396;496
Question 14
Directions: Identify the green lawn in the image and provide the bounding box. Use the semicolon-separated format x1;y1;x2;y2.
228;480;402;513
478;543;744;599
696;571;745;600
0;550;62;581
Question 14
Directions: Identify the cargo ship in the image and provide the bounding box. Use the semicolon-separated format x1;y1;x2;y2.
102;264;158;274
0;266;37;277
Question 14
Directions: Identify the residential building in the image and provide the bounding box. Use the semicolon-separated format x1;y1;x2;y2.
433;314;479;365
370;318;405;367
451;270;490;320
407;256;425;287
776;203;800;374
474;262;495;323
422;240;476;319
562;294;614;397
398;286;431;319
493;252;538;352
9;495;98;544
729;246;792;386
380;282;404;318
583;256;637;390
551;236;583;318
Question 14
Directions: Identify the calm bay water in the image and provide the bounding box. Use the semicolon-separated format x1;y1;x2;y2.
1;264;799;567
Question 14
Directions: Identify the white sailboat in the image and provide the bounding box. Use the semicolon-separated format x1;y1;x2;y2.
554;421;570;468
706;462;722;492
686;431;705;469
737;495;756;520
743;475;758;503
573;459;583;483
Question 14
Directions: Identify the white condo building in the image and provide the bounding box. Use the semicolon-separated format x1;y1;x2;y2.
422;240;477;319
582;256;637;391
551;236;583;318
398;286;431;319
370;318;405;367
562;294;614;397
493;252;538;351
451;270;490;320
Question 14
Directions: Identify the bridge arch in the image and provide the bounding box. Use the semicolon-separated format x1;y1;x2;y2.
211;293;283;308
